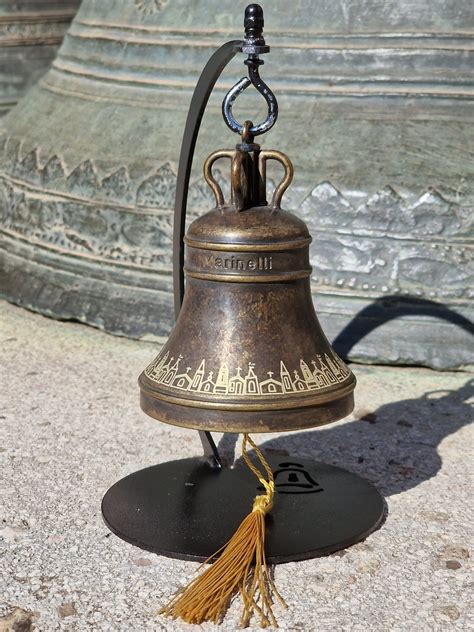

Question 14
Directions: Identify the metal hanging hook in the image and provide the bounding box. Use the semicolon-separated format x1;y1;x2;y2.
222;59;278;137
222;4;278;137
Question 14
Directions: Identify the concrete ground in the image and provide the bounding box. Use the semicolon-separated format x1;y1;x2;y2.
1;300;472;631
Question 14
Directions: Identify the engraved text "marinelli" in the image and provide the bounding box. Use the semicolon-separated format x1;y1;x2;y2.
201;255;273;271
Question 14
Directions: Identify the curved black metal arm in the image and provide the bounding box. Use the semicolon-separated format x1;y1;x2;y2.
173;40;242;318
172;40;242;468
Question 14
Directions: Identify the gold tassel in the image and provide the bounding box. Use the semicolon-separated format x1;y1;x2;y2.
159;433;286;627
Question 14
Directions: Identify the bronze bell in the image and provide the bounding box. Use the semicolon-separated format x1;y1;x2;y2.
139;127;356;433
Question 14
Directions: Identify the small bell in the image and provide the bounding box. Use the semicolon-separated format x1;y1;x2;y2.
139;134;356;432
139;124;355;432
102;5;384;629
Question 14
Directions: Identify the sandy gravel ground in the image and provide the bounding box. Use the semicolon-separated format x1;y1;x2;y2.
1;300;472;631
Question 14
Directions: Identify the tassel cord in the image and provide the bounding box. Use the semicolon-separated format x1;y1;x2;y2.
159;433;287;627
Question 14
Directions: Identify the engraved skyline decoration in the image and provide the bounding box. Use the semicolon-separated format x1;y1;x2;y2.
145;350;351;397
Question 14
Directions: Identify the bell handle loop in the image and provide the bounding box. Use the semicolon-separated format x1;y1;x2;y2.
259;150;294;209
203;150;234;207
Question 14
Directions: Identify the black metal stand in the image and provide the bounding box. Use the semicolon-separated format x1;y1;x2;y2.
102;31;385;562
102;455;384;563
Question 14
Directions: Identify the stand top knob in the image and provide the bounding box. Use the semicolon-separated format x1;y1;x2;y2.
241;3;269;54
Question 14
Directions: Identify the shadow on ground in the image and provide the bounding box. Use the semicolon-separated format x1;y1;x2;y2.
218;295;473;498
220;379;473;498
331;295;474;360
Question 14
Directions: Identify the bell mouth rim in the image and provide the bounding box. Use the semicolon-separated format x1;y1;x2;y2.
138;372;356;412
139;389;355;433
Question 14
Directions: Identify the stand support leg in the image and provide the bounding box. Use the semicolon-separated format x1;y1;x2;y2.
199;431;222;469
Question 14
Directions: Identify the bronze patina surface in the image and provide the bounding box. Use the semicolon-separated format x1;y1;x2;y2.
139;137;356;432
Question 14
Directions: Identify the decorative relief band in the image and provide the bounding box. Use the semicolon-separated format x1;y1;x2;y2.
53;19;474;99
144;350;351;398
0;138;470;299
134;0;168;14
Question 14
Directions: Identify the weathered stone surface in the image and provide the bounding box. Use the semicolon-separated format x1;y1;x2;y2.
0;0;473;368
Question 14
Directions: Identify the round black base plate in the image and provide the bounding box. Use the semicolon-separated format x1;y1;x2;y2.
102;456;384;564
